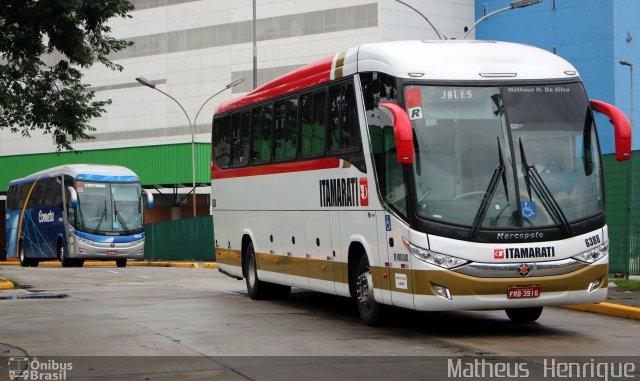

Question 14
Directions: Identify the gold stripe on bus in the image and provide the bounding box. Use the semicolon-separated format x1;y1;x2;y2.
15;177;42;257
410;263;608;296
228;251;607;297
334;51;346;79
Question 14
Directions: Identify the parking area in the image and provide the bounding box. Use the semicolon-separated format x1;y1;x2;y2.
1;265;639;379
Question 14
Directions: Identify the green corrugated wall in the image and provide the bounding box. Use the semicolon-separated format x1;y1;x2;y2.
144;216;214;261
603;152;639;275
0;143;211;192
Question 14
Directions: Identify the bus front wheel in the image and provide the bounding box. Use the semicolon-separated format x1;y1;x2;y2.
505;307;543;323
116;259;127;268
355;255;384;326
59;244;74;268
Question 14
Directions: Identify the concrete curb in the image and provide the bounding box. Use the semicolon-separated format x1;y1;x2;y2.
202;263;218;269
0;278;15;290
562;302;640;320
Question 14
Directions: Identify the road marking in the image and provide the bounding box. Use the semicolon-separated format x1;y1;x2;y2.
109;271;119;274
137;275;151;279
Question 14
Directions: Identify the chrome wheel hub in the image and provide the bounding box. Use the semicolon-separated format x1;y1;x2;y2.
356;269;374;307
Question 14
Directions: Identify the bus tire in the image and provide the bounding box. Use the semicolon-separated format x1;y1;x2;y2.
75;260;85;268
355;255;383;326
505;307;543;323
19;243;29;267
116;259;127;268
245;242;268;300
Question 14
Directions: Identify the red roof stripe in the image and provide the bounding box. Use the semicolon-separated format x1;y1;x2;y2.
215;55;335;115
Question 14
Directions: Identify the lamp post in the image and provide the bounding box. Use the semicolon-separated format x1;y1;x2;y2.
619;59;634;277
463;0;543;39
619;59;634;128
136;76;246;217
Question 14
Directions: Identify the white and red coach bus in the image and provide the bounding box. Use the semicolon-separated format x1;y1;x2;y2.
211;40;631;325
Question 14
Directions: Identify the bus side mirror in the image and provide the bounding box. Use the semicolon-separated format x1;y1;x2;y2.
379;102;414;165
144;189;154;209
67;186;78;209
591;100;632;161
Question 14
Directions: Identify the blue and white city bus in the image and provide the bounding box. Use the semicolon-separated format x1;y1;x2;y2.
5;164;154;267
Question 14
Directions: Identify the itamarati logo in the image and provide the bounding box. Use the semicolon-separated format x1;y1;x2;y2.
8;357;72;380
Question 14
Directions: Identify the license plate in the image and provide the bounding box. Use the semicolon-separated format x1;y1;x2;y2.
507;286;541;299
106;250;118;255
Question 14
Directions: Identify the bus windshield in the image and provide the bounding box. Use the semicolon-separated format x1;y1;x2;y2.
76;181;143;233
408;83;603;230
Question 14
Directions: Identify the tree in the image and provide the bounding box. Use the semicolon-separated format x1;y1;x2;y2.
0;0;134;151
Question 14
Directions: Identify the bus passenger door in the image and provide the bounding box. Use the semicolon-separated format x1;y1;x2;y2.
384;214;413;309
283;211;308;289
304;211;334;294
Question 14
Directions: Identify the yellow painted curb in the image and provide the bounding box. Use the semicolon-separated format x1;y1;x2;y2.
203;263;218;269
563;302;640;320
40;261;62;267
0;279;15;290
1;260;200;268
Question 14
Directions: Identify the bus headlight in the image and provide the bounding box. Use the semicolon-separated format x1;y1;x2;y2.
409;243;468;269
572;243;608;264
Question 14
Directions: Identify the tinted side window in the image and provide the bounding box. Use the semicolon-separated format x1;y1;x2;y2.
329;82;360;152
213;115;231;168
251;105;272;162
274;98;298;160
28;181;44;208
231;110;250;166
301;90;326;156
7;185;16;210
361;72;405;217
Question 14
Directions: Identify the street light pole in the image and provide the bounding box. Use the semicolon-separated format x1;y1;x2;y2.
136;76;246;217
619;59;634;277
463;0;543;39
620;59;634;128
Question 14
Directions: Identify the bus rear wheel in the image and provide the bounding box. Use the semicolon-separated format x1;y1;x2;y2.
355;255;384;326
19;244;31;267
505;307;543;323
245;242;269;300
116;259;127;268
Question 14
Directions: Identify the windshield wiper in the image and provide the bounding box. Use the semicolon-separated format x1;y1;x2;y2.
94;200;108;233
519;138;573;236
114;208;130;233
469;138;509;238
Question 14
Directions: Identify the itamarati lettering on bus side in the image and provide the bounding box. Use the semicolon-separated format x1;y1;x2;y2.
319;178;359;207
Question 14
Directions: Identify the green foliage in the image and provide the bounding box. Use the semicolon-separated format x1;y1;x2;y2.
0;0;134;151
612;279;640;291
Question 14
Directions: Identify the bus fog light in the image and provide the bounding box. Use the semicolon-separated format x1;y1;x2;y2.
587;278;602;293
432;283;452;300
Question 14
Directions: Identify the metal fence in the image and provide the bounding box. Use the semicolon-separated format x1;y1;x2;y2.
144;216;215;261
603;152;640;276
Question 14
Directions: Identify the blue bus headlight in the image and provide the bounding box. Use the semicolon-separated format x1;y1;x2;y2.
572;243;608;264
409;242;468;269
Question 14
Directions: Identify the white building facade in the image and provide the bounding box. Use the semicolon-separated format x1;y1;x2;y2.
0;0;474;157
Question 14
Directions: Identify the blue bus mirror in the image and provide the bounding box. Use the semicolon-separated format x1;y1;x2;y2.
67;186;78;209
144;189;154;209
